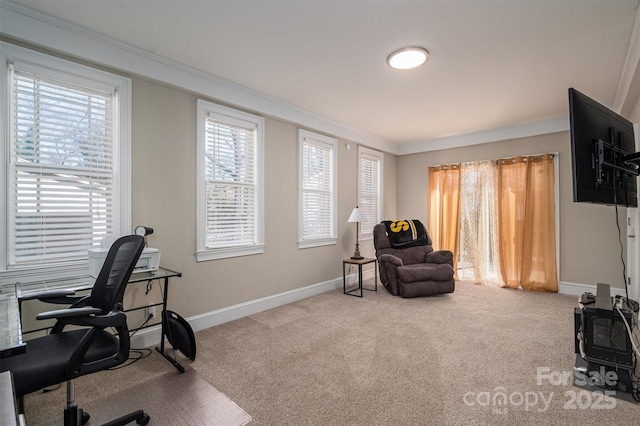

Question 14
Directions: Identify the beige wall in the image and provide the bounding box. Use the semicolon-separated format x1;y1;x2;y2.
130;78;397;318
16;71;627;333
396;131;629;289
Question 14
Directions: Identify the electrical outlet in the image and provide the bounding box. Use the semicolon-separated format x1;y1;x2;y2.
146;305;156;318
614;297;624;310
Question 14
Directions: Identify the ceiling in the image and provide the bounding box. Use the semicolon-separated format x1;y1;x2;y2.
5;0;640;151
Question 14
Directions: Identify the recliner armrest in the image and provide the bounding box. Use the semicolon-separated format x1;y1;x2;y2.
425;250;453;266
379;253;403;266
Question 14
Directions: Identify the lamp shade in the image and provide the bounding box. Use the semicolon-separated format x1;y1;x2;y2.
348;207;366;223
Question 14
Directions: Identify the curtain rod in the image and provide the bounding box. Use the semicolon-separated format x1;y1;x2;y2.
429;152;557;170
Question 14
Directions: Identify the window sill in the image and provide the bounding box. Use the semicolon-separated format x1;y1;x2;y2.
0;262;90;289
195;245;265;262
298;238;337;250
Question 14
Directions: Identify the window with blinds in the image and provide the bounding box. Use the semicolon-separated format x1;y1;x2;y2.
2;44;131;274
196;100;264;261
358;147;383;236
298;130;337;248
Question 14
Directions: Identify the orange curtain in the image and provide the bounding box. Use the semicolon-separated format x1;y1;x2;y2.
428;164;461;275
497;154;558;292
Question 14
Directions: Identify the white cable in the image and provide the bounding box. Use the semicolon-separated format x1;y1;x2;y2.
616;305;640;358
577;299;587;359
578;331;586;359
616;304;640;401
577;300;586;359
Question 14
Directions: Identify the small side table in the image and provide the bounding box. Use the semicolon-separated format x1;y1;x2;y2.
343;258;378;297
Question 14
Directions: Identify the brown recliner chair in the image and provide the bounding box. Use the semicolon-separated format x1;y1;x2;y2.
373;222;455;298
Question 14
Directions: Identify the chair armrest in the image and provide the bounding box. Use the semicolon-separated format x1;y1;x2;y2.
22;289;89;307
36;306;102;320
37;306;126;329
21;289;76;301
379;253;403;266
425;250;453;266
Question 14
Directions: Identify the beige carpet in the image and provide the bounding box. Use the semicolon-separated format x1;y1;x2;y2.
192;281;640;425
24;281;640;425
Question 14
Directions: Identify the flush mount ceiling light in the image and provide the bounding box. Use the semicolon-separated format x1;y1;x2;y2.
386;46;430;70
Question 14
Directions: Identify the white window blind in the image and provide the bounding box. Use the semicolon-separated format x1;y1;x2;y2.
298;130;337;248
196;100;264;261
358;147;383;236
204;114;257;248
8;66;116;267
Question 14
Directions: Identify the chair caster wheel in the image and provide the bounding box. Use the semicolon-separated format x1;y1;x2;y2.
81;410;90;425
137;413;150;425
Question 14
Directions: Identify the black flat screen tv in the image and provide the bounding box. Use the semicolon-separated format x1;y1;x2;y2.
569;87;639;207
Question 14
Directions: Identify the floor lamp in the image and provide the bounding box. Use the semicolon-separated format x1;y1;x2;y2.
348;207;366;259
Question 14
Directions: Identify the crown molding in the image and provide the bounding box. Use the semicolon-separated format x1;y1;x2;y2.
0;1;395;154
613;0;640;114
0;1;578;157
396;116;569;155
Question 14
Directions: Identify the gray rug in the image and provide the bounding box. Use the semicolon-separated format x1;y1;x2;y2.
42;367;251;426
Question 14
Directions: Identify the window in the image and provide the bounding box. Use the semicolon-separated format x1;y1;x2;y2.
428;154;558;291
0;42;131;280
196;100;264;261
358;146;383;237
298;129;337;248
457;161;501;285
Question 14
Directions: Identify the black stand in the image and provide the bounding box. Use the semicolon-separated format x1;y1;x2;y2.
153;273;186;373
342;258;378;297
574;284;637;398
155;346;185;374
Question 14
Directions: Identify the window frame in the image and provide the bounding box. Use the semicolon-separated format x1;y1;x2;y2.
297;129;338;249
195;99;265;261
357;146;383;240
0;42;132;282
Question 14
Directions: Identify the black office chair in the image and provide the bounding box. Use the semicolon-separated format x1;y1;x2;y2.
1;234;149;426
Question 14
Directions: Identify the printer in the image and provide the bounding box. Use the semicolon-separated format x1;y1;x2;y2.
88;234;161;278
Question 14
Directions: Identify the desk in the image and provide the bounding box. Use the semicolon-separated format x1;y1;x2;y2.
0;289;25;358
0;371;25;426
0;268;184;372
343;258;377;297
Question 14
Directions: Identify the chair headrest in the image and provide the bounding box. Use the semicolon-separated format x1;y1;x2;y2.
374;220;431;249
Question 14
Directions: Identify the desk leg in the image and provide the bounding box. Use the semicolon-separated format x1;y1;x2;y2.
160;277;168;353
154;276;185;373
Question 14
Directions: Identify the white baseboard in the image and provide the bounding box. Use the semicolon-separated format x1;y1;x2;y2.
559;281;629;298
131;324;162;351
131;276;342;349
